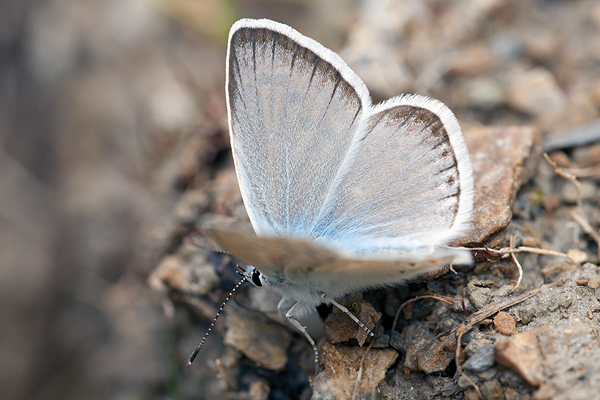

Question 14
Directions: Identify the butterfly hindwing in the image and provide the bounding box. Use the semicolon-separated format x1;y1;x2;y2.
311;95;474;248
207;225;470;299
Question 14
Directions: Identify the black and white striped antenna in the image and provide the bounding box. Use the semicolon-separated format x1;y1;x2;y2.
187;268;251;366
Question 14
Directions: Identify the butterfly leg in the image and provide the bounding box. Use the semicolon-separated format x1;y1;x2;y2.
276;297;295;320
285;303;320;374
321;294;374;337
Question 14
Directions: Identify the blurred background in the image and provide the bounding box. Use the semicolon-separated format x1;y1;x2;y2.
2;0;600;399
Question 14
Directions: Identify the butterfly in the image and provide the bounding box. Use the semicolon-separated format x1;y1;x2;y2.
189;18;474;367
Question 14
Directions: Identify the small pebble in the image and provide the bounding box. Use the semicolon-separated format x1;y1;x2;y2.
560;181;597;203
567;249;588;264
494;311;516;336
480;379;504;400
573;143;600;168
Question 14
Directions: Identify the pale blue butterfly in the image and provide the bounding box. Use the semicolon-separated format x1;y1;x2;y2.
189;18;474;368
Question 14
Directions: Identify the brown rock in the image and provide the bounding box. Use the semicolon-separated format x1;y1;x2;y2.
403;334;456;374
172;189;211;227
212;167;244;216
417;333;456;374
324;297;381;346
592;79;600;106
508;67;567;117
412;265;450;282
449;43;497;76
480;379;504;400
223;308;291;371
464;389;480;400
572;142;600;168
494;329;544;387
493;311;516;336
148;246;218;295
340;1;415;99
462;78;505;110
312;342;397;399
453;126;542;245
248;380;270;400
403;338;426;372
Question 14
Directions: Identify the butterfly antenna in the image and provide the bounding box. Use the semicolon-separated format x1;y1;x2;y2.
183;235;232;256
235;265;247;276
187;269;251;367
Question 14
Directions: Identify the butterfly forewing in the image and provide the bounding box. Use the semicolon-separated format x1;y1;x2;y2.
227;20;369;238
311;96;474;248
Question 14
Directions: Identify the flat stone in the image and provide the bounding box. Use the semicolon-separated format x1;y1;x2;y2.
223;308;292;371
494;329;544;387
462;340;496;372
311;342;397;400
453;126;542;245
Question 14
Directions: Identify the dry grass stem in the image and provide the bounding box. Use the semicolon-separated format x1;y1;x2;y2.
509;235;524;293
351;335;376;400
391;293;455;332
456;245;574;261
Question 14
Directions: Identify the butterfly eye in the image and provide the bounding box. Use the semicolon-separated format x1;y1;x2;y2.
251;269;263;287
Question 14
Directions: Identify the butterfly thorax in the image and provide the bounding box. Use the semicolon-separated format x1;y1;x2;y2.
247;266;327;316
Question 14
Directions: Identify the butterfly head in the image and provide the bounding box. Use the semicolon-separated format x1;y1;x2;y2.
245;265;267;287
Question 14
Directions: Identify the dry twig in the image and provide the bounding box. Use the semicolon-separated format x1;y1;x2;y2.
391;292;455;332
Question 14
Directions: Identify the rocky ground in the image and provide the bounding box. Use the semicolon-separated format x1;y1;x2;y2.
3;1;600;400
